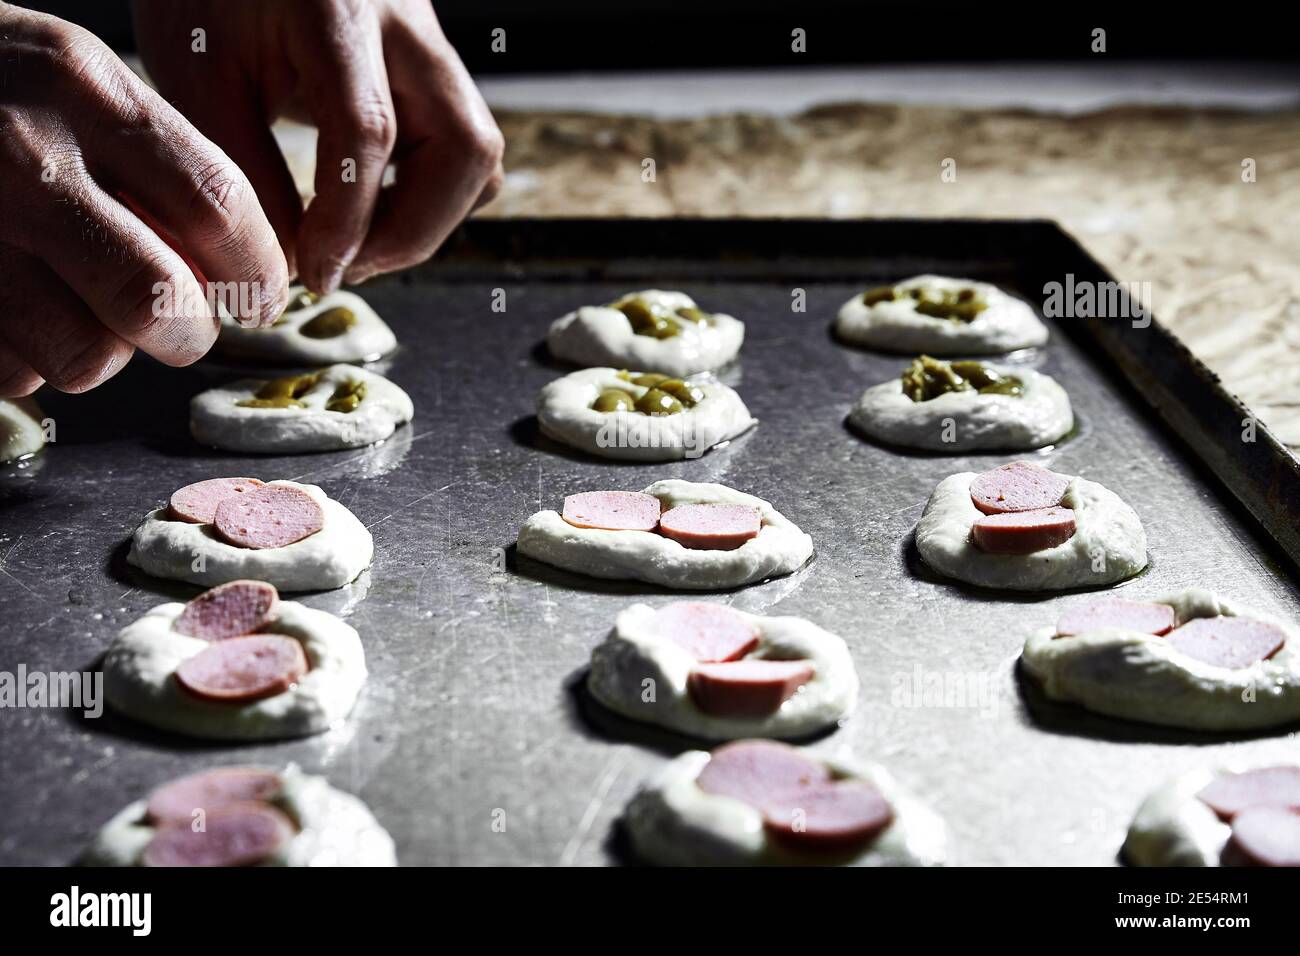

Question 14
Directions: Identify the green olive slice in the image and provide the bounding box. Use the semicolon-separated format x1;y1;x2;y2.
635;388;683;415
656;378;704;407
592;389;636;412
614;298;679;339
299;306;357;339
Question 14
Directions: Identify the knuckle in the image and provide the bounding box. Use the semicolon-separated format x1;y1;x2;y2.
464;120;505;172
108;258;205;345
478;164;505;207
344;96;397;152
184;159;250;243
42;329;128;393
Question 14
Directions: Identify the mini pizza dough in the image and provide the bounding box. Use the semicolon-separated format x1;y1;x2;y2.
104;599;366;740
836;275;1048;355
588;602;857;738
536;367;754;461
190;364;414;453
127;480;373;591
849;365;1072;452
624;749;947;866
0;398;45;462
547;290;745;376
83;764;397;866
1122;765;1300;866
1023;590;1300;731
915;469;1147;591
516;480;814;590
215;287;396;364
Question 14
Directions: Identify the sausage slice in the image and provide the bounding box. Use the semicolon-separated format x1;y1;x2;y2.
969;461;1069;515
213;484;325;550
1055;598;1176;637
659;503;762;551
1225;807;1300;868
695;740;830;807
167;477;264;524
653;601;759;662
1165;617;1286;670
688;660;815;716
145;767;284;827
561;491;661;532
1198;766;1300;821
175;635;309;703
760;780;894;854
142;804;295;867
174;580;280;641
971;506;1076;554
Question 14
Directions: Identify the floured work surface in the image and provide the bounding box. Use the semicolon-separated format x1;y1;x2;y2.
1;219;1297;866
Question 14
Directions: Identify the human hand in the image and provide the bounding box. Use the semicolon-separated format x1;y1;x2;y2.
0;5;288;397
134;0;505;293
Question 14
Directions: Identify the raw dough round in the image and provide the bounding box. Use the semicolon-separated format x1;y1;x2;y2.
1022;589;1300;731
104;599;366;740
915;470;1147;591
547;290;744;376
215;287;396;364
127;480;373;591
516;479;813;590
83;764;397;866
624;749;948;866
588;602;857;738
849;365;1072;452
836;275;1048;355
190;364;414;453
1124;766;1247;866
0;398;45;462
536;367;754;461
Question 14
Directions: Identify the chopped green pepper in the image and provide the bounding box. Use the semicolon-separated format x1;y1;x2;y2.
325;380;366;413
900;355;1022;402
236;372;322;409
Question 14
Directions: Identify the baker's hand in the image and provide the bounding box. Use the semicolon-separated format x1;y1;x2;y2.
0;5;288;398
135;0;505;293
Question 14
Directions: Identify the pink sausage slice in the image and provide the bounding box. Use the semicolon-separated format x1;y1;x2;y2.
146;767;283;826
1165;616;1286;670
1055;598;1176;637
659;503;762;551
1198;766;1300;821
142;803;295;867
760;779;894;854
969;461;1069;515
688;659;815;716
1225;807;1300;867
696;740;830;807
653;602;759;662
175;635;309;703
561;491;661;532
213;484;325;550
175;580;280;641
971;506;1076;554
168;477;264;524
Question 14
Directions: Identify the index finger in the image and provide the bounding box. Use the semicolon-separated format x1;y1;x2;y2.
290;9;396;295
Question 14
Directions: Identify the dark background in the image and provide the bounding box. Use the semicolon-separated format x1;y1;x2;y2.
25;0;1300;68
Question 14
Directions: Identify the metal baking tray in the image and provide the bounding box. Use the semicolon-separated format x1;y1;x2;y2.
3;218;1298;866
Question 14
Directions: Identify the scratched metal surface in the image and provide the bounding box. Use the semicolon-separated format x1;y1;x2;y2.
2;220;1299;867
